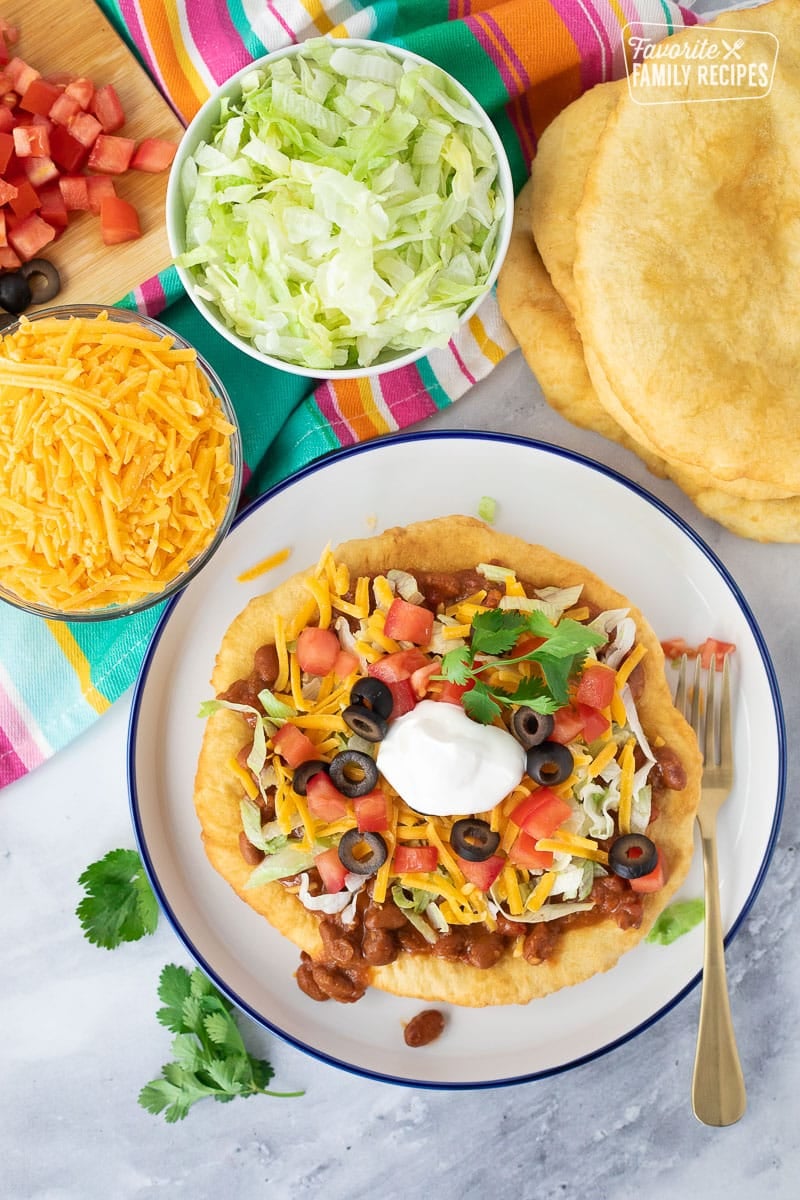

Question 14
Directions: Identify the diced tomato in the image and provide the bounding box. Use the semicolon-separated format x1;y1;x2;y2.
49;125;89;172
85;174;116;215
0;129;12;172
305;772;349;822
630;849;667;894
58;174;90;211
7;212;55;261
296;626;340;676
90;84;125;133
410;660;439;699
385;677;416;719
0;209;5;247
130;136;177;173
19;77;60;117
514;633;547;656
5;58;40;95
575;664;616;709
549;704;585;745
393;844;438;874
660;637;689;661
0;245;21;269
354;788;390;833
87;132;134;174
21;154;58;188
49;93;81;128
383;597;434;645
314;846;348;895
13;123;50;157
67;110;102;149
507;830;554;870
576;702;611;743
0;106;14;135
7;178;40;218
332;648;359;680
368;648;430;683
99;195;140;244
0;177;17;206
509;786;572;841
437;679;474;706
271;722;318;768
455;853;505;891
64;77;94;111
697;638;735;670
36;183;68;229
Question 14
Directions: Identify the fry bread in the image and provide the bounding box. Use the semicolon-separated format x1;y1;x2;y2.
194;517;702;1007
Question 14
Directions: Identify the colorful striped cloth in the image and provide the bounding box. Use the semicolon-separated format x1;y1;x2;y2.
0;0;699;790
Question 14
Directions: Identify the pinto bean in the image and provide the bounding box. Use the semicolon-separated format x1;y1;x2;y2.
254;643;280;685
319;918;362;966
361;928;398;966
296;954;330;1002
522;921;559;965
310;963;367;1004
404;1009;446;1048
627;661;646;701
465;931;505;970
652;744;687;791
238;831;264;865
429;929;468;960
363;901;408;931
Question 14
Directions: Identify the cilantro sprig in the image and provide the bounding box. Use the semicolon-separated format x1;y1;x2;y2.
139;965;303;1122
440;607;605;724
76;849;159;948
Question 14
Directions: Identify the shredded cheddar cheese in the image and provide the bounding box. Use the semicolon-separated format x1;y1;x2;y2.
0;312;236;611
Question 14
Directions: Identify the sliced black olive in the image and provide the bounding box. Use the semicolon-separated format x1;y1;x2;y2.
342;703;388;742
0;271;32;315
609;834;658;880
20;258;61;305
350;677;393;719
291;759;329;796
328;749;378;798
511;707;555;749
450;818;501;863
337;829;388;876
526;741;573;786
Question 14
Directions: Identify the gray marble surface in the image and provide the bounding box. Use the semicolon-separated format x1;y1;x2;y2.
2;347;798;1200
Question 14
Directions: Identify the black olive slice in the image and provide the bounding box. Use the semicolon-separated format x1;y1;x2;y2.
328;749;378;798
342;703;388;742
19;258;62;305
0;271;32;315
609;834;658;880
450;818;501;863
526;741;574;786
291;759;329;796
337;829;388;875
511;707;555;749
350;677;393;719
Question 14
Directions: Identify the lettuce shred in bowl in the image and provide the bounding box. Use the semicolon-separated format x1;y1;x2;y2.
177;39;507;371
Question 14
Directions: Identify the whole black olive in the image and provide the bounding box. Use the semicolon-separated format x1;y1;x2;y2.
328;749;378;798
20;258;62;305
526;741;574;786
342;703;389;742
337;829;388;875
0;271;32;315
450;818;501;863
350;677;393;719
609;834;658;880
511;707;555;749
291;759;329;796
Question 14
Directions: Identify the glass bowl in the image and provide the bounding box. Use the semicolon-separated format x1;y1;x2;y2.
0;304;243;621
166;38;514;380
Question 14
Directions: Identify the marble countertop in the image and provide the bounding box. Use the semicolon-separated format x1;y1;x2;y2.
2;349;798;1199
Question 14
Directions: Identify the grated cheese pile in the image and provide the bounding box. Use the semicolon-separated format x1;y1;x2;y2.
0;311;237;612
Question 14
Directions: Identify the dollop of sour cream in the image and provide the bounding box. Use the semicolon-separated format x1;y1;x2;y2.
376;699;526;817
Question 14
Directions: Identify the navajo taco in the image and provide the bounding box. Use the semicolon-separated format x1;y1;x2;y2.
193;516;701;1007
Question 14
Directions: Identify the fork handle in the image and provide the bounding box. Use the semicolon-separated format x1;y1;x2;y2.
691;821;747;1126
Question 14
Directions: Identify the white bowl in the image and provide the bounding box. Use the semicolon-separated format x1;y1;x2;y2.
166;38;514;380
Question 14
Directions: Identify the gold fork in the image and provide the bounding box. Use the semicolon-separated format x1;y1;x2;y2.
675;653;746;1126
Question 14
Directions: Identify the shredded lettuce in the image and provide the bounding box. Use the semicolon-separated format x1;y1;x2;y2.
179;38;505;369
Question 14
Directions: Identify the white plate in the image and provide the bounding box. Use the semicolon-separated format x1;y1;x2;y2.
128;433;785;1088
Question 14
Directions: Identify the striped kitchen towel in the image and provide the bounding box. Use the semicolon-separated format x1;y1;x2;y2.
0;0;699;790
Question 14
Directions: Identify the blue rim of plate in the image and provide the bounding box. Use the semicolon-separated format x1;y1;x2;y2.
127;430;786;1090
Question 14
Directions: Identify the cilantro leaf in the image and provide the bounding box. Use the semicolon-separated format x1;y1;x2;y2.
507;677;560;713
526;612;605;657
76;849;159;949
139;965;303;1122
462;685;502;724
440;645;472;684
470;609;527;656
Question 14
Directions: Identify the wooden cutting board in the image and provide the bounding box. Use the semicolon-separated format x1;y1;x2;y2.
5;0;186;308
